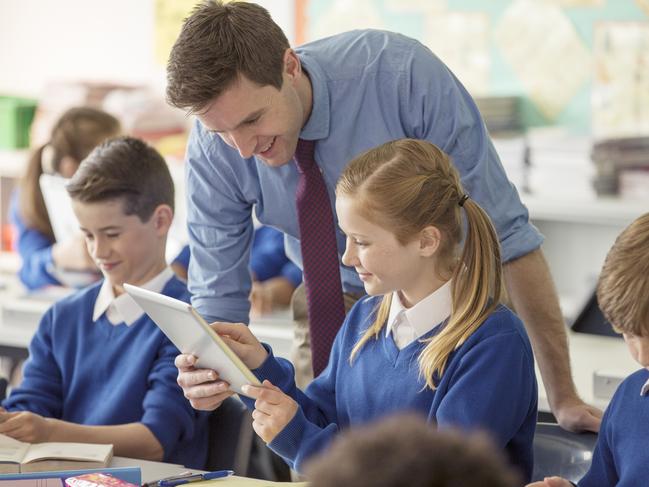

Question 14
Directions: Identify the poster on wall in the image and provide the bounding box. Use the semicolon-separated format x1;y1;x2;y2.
423;12;490;96
494;0;591;121
592;21;649;137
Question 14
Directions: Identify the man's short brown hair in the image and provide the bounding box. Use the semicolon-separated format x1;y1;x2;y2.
66;136;174;222
304;414;520;487
166;0;290;114
597;213;649;336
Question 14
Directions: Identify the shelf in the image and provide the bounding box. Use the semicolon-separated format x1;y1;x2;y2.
521;193;647;226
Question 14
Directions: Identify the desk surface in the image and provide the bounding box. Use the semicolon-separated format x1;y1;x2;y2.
0;267;639;414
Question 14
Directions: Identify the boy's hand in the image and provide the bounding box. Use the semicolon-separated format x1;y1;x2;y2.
175;354;235;411
242;380;298;444
527;477;573;487
0;410;52;443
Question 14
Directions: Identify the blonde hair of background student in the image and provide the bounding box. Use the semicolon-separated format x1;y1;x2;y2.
338;138;503;387
17;107;121;273
305;413;520;487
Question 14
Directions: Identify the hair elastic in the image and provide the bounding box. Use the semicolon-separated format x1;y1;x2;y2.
458;194;470;207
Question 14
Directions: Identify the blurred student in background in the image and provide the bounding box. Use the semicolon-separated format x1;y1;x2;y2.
11;107;121;289
250;225;302;316
305;414;520;487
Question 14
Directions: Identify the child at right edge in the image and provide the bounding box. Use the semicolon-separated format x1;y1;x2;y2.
529;212;649;487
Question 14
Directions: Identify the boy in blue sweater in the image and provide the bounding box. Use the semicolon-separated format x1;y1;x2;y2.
0;137;207;468
529;212;649;487
175;139;537;480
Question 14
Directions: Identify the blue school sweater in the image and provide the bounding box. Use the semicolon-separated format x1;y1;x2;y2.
9;191;61;289
248;296;537;479
2;276;208;469
579;368;649;486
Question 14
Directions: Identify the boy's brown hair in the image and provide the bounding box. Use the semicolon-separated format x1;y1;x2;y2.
305;414;520;487
66;136;174;222
597;213;649;336
166;0;289;114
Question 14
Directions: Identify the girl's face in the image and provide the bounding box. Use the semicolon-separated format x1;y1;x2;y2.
336;195;442;307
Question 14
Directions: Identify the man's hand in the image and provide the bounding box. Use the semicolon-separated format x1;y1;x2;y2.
554;397;603;433
242;380;298;444
0;410;53;443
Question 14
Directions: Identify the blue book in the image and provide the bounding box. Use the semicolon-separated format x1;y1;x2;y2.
0;466;141;485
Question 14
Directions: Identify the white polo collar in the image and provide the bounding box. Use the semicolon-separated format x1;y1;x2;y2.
92;267;175;326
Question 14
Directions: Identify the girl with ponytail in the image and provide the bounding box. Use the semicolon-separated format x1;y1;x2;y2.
183;139;537;481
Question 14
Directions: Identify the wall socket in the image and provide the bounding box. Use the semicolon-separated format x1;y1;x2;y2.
593;369;627;400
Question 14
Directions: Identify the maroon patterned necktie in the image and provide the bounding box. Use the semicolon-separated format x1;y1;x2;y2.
294;139;346;376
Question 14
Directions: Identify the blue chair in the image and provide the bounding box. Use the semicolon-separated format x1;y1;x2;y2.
532;422;598;482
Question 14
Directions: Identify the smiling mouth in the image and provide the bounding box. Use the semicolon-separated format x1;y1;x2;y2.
259;137;276;155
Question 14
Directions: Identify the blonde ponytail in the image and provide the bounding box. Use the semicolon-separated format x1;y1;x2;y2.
417;198;503;389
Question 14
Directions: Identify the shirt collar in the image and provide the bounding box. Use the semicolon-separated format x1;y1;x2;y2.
297;53;330;141
641;375;649;396
386;280;453;339
93;267;175;326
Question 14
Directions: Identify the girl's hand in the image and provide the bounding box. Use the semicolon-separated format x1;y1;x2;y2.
0;410;52;443
175;353;235;411
174;322;267;411
242;380;298;444
211;322;268;369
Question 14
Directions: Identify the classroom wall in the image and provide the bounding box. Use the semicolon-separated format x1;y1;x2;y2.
306;0;649;134
0;0;295;98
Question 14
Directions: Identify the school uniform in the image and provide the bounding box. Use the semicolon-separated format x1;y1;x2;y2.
2;268;208;469
578;368;649;486
244;282;537;480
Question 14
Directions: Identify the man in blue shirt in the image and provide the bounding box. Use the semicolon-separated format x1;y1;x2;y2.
166;0;600;432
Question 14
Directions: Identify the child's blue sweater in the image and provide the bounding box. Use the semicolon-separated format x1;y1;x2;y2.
2;276;208;469
579;368;649;486
248;296;537;480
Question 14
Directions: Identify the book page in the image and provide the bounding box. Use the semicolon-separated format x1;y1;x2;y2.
22;443;112;464
0;434;29;464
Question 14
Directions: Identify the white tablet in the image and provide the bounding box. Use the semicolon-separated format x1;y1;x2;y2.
123;283;261;397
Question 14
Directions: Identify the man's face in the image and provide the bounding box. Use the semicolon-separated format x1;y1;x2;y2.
197;71;306;167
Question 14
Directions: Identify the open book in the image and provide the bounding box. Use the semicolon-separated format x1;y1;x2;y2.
0;434;113;473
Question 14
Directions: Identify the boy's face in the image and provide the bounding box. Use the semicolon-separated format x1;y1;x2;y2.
197;52;307;168
622;332;649;370
72;198;168;294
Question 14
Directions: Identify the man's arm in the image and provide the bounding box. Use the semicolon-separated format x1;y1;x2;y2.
503;248;602;432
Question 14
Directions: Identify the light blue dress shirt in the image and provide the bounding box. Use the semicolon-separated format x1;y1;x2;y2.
185;29;543;324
